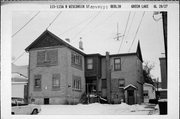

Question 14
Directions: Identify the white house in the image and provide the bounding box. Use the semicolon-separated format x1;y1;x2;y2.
143;83;156;103
12;64;28;102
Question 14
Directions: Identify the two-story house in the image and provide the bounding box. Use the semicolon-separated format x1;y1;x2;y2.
25;30;144;105
85;42;144;105
25;30;86;104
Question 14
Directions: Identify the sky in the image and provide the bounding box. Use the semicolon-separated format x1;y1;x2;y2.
12;11;165;80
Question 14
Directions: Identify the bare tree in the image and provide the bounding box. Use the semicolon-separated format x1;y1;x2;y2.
143;61;155;85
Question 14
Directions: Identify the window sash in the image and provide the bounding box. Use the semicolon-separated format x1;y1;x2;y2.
37;50;58;66
114;58;121;70
119;79;125;87
34;75;41;89
72;75;81;90
52;74;60;88
87;58;93;69
71;52;82;68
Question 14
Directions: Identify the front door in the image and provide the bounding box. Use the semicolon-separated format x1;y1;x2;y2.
128;90;134;105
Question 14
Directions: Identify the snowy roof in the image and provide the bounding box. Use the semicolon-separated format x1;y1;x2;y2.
25;30;86;55
143;83;155;88
157;88;167;91
12;72;28;83
124;84;137;90
12;63;28;78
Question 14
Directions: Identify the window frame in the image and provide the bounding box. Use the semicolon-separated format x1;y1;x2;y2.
114;58;121;71
37;49;58;67
119;79;125;87
34;74;41;91
87;58;93;70
72;75;81;91
52;73;60;90
71;51;83;70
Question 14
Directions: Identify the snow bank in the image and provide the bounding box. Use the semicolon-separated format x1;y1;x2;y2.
38;103;153;115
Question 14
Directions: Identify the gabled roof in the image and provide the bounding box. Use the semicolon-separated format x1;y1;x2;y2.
136;41;143;62
25;30;85;55
124;84;137;90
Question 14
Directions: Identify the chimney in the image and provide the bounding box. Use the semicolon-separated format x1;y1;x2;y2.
65;38;70;42
79;37;83;50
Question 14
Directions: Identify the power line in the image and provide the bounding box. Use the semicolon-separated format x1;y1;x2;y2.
117;12;131;53
121;12;145;66
12;51;26;63
47;11;62;30
128;12;145;52
72;11;101;39
123;12;136;44
59;15;93;36
12;11;40;38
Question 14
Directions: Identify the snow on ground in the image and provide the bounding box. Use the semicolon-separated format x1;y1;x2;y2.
38;103;158;115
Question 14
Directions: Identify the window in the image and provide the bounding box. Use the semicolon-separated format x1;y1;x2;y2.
37;50;58;66
114;58;121;71
144;90;148;97
72;75;81;90
87;58;93;69
119;79;125;87
102;79;107;89
34;75;41;90
71;52;82;69
52;74;60;89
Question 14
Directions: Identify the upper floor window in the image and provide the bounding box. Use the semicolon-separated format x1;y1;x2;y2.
37;49;58;67
34;74;41;90
71;52;82;69
87;58;93;70
119;79;125;87
52;73;60;89
114;58;121;71
72;75;81;90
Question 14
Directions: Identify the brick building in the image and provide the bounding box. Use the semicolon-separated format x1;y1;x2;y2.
25;30;144;105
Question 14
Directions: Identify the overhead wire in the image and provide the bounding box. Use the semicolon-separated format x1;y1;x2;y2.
58;15;93;36
121;12;145;66
12;11;40;38
12;51;26;63
122;12;136;47
117;12;131;53
72;11;101;40
46;11;62;30
128;11;145;52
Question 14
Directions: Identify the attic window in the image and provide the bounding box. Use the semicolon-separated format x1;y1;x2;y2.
37;50;58;67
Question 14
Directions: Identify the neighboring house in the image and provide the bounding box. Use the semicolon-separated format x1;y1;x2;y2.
25;30;144;105
143;83;156;103
12;64;28;102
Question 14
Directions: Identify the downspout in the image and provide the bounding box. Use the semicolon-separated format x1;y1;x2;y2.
106;52;111;103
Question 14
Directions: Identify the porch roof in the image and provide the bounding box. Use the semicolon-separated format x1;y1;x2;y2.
124;84;137;90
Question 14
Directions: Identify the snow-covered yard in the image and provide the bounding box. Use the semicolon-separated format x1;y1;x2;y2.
38;103;159;115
